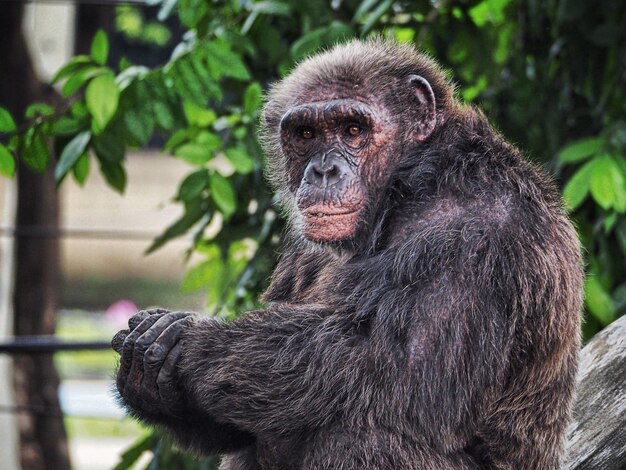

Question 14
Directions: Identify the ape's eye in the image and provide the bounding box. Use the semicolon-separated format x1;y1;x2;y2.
299;127;315;139
346;124;362;137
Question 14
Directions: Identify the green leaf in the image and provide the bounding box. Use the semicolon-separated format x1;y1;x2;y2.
243;82;263;115
205;41;250;81
181;258;220;292
91;30;109;65
0;144;16;177
590;156;624;210
25;103;54;119
325;22;354;46
182;245;227;303
93;133;125;163
610;155;626;213
52;117;85;136
175;143;213;165
584;276;615;326
209;172;236;218
71;101;89;119
249;1;291;15
493;23;513;64
164;129;193;152
462;76;488;101
123;108;154;145
21;129;49;173
146;199;207;253
361;0;393;35
113;433;156;470
604;212;618;233
0;107;17;133
202;245;227;306
354;0;379;22
468;0;512;27
291;28;326;61
558;137;605;164
241;10;260;34
55;131;91;183
153;100;175;130
189;52;213;83
86;73;120;134
183;101;216;127
72;152;90;185
99;159;127;193
123;80;154;145
178;0;209;28
61;66;108;97
51;55;92;84
175;59;206;103
291;23;353;62
563;160;594;210
176;170;209;201
225;147;255;174
196;130;222;150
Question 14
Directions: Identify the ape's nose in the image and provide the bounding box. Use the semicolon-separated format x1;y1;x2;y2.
304;153;348;188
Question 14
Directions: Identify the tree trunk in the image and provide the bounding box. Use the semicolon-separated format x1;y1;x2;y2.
564;314;626;470
0;5;70;470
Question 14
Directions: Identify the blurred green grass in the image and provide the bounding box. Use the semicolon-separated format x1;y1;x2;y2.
65;416;145;439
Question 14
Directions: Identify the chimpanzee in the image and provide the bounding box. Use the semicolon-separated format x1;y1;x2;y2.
112;39;583;470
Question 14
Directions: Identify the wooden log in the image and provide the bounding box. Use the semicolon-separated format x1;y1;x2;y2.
564;314;626;470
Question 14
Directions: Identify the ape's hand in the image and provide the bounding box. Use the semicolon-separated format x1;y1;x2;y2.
112;309;193;419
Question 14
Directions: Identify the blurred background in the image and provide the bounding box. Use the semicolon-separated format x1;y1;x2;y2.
0;0;624;469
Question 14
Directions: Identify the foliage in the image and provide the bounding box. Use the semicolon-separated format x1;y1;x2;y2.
1;0;625;467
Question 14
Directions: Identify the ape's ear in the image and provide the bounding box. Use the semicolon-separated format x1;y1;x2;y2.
407;74;436;141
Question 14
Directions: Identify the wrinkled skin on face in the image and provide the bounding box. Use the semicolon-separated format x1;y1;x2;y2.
280;98;395;242
276;73;436;244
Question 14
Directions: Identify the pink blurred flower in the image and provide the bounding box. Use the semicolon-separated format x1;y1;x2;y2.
105;300;138;326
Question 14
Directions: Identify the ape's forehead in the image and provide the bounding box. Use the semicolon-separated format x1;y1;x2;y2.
263;39;452;129
295;80;376;108
278;43;403;105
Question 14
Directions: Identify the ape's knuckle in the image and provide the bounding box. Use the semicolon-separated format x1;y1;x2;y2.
135;335;153;350
144;343;165;364
144;308;166;316
121;337;136;357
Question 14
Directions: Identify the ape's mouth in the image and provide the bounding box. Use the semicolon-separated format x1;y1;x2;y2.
302;205;359;219
301;205;362;242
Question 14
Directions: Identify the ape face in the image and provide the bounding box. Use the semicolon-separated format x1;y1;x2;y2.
280;98;385;242
277;77;435;243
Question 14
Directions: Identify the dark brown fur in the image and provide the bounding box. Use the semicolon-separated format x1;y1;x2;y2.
113;39;583;469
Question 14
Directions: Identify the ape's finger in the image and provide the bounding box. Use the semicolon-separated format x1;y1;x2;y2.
111;329;129;354
122;312;191;402
145;307;171;316
135;312;191;354
118;313;167;385
123;313;167;358
129;310;151;330
144;316;192;367
156;342;185;409
143;316;192;388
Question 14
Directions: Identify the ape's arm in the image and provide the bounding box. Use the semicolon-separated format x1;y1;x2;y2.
174;206;522;442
